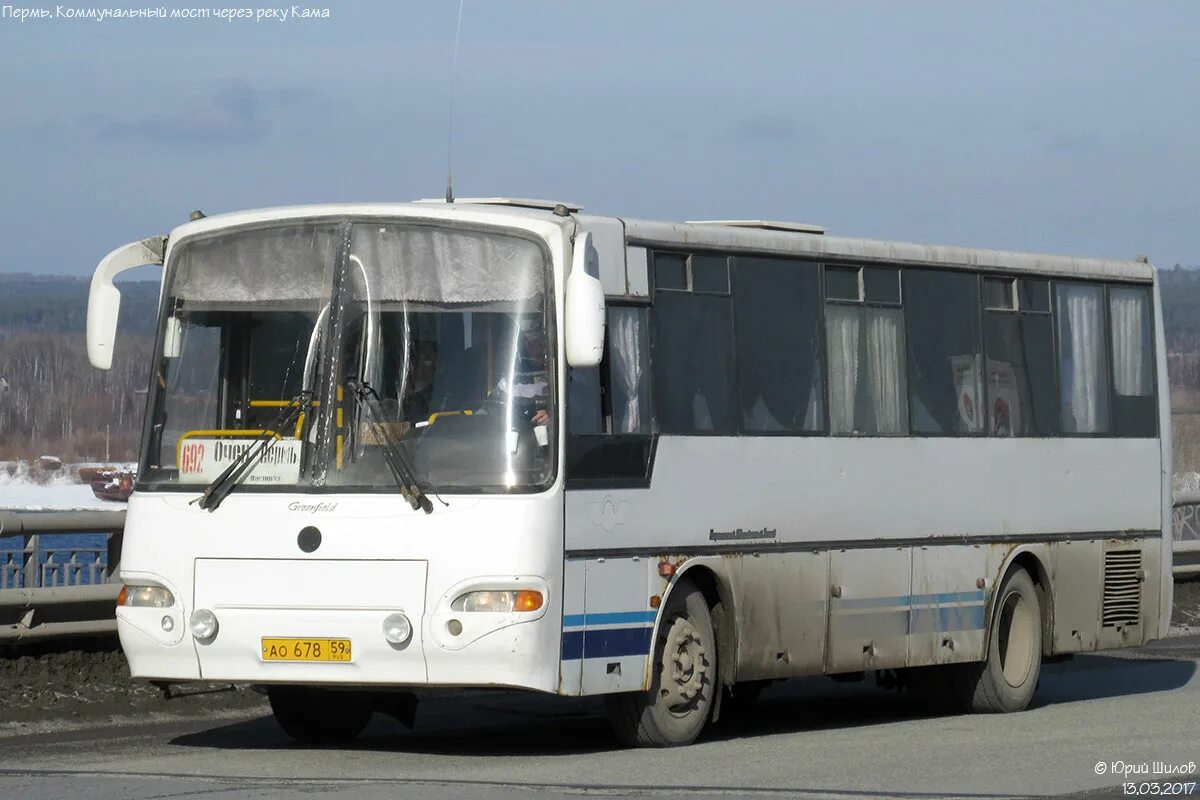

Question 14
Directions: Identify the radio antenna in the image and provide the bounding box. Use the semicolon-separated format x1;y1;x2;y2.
445;0;465;203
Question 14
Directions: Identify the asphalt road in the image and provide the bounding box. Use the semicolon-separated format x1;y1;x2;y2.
2;636;1199;800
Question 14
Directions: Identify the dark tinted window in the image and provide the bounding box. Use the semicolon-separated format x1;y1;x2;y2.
864;267;901;304
1055;282;1110;434
734;257;824;433
984;313;1058;436
566;435;655;485
826;266;860;301
904;270;984;434
653;291;736;434
246;312;315;401
567;366;603;434
984;277;1014;310
654;253;687;291
692;255;730;294
1021;279;1051;312
1109;285;1157;437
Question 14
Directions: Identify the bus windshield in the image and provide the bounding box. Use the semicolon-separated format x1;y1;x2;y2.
140;220;554;493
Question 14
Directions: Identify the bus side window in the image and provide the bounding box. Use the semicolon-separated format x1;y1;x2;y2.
983;277;1058;437
733;256;825;433
904;269;984;435
566;307;651;436
567;366;602;434
652;254;736;435
566;305;654;486
606;307;652;434
1108;285;1157;437
824;265;908;435
1055;282;1111;434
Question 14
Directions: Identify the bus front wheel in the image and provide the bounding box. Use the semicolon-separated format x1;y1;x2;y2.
267;686;374;744
954;567;1043;713
604;578;717;747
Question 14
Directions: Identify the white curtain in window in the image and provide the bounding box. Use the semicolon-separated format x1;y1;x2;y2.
826;306;861;433
1110;287;1151;397
865;308;906;433
609;309;645;433
1058;284;1109;432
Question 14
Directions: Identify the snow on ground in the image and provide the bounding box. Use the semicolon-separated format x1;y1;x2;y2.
0;464;127;511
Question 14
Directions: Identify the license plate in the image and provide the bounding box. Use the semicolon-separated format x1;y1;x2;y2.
261;637;352;663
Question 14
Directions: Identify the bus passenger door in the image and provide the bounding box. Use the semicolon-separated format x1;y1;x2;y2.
826;548;911;673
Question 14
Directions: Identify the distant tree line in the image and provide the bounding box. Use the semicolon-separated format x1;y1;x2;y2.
0;275;158;462
0;274;158;337
0;333;153;463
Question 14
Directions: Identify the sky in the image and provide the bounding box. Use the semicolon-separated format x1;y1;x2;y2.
1;1;1198;276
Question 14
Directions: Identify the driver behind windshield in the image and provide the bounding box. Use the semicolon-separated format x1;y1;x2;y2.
400;341;437;423
488;320;550;429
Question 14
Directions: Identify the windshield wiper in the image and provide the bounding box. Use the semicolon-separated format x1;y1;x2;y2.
345;378;434;514
192;392;311;512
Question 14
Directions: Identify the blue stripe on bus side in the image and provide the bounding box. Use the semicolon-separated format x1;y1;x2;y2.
562;630;584;660
561;593;987;660
908;603;986;633
834;590;986;610
562;611;658;629
562;626;653;660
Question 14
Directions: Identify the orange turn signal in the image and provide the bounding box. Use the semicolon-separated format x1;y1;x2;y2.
116;585;128;607
514;590;544;612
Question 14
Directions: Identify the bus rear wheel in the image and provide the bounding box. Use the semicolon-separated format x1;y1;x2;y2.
954;567;1042;713
605;578;717;747
267;686;374;744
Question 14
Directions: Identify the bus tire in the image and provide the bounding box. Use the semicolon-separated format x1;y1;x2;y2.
268;686;374;744
604;578;717;747
955;568;1042;713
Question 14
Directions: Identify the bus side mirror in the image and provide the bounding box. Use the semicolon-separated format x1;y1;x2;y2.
87;236;166;369
564;231;606;368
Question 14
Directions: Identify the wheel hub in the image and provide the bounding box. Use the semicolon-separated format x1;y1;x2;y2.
660;616;708;710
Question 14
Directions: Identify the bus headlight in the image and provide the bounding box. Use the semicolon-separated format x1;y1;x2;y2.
451;590;543;613
382;612;413;645
118;585;175;608
189;608;219;640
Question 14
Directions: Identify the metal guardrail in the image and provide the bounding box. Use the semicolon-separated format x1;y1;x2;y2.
1173;492;1200;578
0;510;125;642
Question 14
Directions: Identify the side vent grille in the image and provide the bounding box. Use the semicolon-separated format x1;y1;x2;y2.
1102;550;1142;628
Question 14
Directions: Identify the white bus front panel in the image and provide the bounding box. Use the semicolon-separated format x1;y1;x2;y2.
117;490;565;693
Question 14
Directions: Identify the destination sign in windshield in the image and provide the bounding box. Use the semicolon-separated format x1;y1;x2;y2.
177;438;303;484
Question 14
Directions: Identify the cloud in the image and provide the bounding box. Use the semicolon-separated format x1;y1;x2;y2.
734;114;801;143
89;81;320;146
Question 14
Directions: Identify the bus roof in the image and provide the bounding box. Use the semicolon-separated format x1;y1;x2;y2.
165;202;1155;284
620;217;1154;283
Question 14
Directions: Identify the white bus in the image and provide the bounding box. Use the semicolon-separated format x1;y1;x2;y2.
88;200;1172;747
